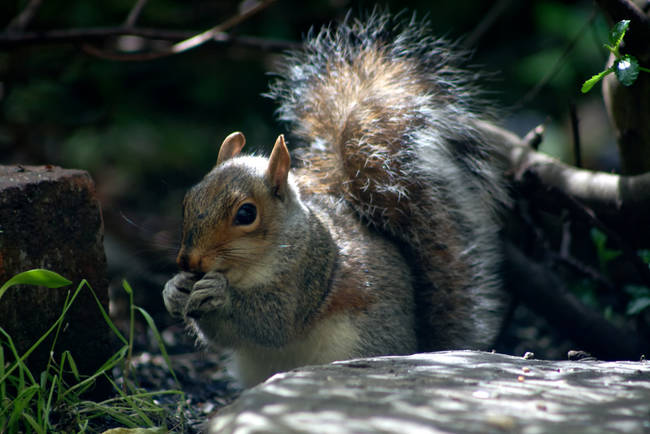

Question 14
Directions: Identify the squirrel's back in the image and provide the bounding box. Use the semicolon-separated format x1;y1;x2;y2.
268;11;509;350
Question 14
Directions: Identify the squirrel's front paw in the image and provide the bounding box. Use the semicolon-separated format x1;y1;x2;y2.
162;272;196;319
184;271;229;319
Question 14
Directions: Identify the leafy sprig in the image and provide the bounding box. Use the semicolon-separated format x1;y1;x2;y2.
581;20;650;93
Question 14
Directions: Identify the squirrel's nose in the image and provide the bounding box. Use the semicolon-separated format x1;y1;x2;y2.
177;252;190;271
176;248;198;272
177;249;205;273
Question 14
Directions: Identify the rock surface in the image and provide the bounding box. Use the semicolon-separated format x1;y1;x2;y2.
210;350;650;433
0;165;113;392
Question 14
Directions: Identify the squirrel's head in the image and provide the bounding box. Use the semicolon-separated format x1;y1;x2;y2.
176;131;298;287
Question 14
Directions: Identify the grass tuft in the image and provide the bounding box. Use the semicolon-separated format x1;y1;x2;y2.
0;269;188;433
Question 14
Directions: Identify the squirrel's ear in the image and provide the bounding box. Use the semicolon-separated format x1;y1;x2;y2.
266;134;291;196
217;132;246;166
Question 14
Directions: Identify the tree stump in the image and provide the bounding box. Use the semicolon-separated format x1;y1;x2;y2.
0;165;114;396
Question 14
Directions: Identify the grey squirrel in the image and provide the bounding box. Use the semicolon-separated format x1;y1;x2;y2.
163;11;509;387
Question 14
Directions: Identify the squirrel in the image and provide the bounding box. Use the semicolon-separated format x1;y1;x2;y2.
163;11;509;387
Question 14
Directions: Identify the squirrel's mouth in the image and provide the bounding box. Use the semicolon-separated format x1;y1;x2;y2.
190;271;206;280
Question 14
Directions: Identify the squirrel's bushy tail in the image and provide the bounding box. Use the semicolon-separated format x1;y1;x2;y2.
267;11;509;349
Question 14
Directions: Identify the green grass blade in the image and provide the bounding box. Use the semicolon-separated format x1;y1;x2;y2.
123;280;137;392
63;346;129;399
84;279;128;345
135;306;181;387
45;290;76;378
62;350;81;381
0;269;72;301
8;384;40;430
0;343;5;401
0;327;37;388
45;373;58;424
20;412;45;434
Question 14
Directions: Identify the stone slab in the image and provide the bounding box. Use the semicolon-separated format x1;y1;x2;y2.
210;350;650;433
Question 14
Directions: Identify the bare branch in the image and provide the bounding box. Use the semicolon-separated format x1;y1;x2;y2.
172;0;276;53
516;9;597;108
0;0;287;59
0;27;195;47
478;120;650;245
82;0;277;61
504;242;648;360
463;0;513;48
569;102;582;168
522;124;545;150
0;26;298;53
7;0;44;31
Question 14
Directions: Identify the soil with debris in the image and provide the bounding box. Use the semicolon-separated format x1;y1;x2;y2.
108;324;242;433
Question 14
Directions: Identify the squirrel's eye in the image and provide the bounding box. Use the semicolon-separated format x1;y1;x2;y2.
233;203;257;226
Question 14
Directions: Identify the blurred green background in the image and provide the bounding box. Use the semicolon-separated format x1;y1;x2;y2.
1;0;619;346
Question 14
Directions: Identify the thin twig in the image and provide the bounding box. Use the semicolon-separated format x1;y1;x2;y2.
516;8;597;108
521;167;650;287
124;0;149;28
0;27;196;46
0;26;299;53
83;0;277;61
522;123;545;150
559;211;571;258
7;0;44;31
172;0;276;53
505;242;648;360
569;102;582;168
463;0;513;48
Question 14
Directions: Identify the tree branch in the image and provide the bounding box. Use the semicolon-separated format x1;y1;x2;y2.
504;242;648;361
0;27;194;47
479;121;650;247
0;0;293;57
81;0;277;60
0;26;298;52
463;0;513;48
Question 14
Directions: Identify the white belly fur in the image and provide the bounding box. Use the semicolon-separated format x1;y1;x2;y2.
232;314;360;387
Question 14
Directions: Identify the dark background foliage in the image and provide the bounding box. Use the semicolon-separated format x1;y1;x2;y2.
1;0;634;359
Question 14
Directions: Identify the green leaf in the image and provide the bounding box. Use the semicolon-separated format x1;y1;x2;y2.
590;227;622;267
624;285;650;315
591;227;606;248
625;285;650;298
609;19;630;48
638;249;650;266
615;55;640;86
581;68;613;93
627;297;650;315
0;269;72;300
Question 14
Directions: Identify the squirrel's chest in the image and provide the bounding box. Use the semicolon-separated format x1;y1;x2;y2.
233;313;361;386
